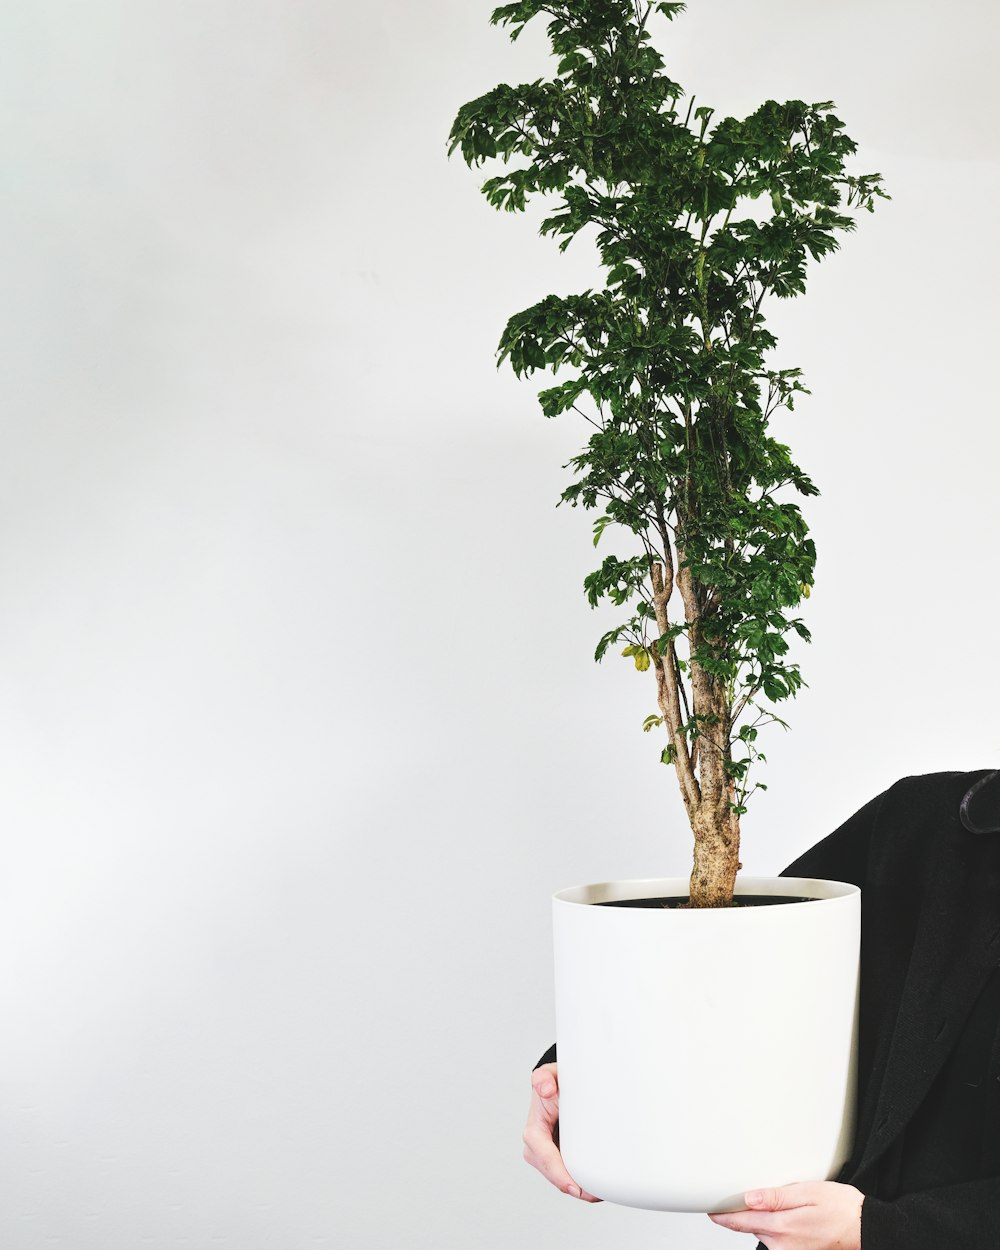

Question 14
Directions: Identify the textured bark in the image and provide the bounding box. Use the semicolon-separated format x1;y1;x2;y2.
685;683;740;907
686;802;741;908
650;560;700;813
654;550;742;907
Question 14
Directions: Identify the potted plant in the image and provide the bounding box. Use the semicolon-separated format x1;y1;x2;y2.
447;0;889;1213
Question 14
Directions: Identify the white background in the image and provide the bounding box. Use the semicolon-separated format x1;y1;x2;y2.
1;1;997;1246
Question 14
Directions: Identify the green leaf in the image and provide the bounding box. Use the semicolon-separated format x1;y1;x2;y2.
762;674;785;701
655;624;685;655
592;514;614;547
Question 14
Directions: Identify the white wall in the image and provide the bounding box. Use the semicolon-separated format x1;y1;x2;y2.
0;1;997;1246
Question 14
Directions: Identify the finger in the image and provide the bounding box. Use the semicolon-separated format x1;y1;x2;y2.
745;1182;819;1211
522;1116;602;1201
522;1124;581;1197
524;1066;603;1202
528;1069;560;1134
531;1064;558;1101
522;1123;603;1202
521;1143;602;1203
708;1211;788;1236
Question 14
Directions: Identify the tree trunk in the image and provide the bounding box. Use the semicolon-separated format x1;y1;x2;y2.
686;801;740;907
683;668;741;908
650;557;742;907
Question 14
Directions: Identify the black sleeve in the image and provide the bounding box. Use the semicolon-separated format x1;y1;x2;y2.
858;1178;1000;1249
754;1177;1000;1250
532;783;891;1073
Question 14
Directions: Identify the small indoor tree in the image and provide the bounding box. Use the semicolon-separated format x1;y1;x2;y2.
447;0;888;908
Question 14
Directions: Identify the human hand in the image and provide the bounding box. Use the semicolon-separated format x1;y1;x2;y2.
708;1180;864;1249
522;1063;602;1203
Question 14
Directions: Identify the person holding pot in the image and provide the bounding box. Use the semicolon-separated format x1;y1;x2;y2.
523;768;1000;1250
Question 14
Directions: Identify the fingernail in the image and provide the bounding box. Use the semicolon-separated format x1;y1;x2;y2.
568;1184;581;1198
538;1082;554;1096
745;1191;763;1206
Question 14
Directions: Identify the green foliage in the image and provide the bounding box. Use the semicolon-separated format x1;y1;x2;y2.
448;2;888;811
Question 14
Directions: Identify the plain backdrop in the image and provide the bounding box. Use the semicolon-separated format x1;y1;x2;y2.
0;1;998;1246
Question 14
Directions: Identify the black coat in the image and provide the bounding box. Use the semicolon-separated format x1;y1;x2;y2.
535;769;1000;1248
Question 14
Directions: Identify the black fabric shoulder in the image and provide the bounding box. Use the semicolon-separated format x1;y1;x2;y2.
778;783;891;888
779;771;990;889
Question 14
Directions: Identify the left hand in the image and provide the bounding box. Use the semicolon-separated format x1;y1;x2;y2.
707;1180;864;1249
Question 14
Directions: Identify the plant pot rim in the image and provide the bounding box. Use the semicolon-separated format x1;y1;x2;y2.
553;875;859;909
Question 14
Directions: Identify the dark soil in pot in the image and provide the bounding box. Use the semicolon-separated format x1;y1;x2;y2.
597;894;816;909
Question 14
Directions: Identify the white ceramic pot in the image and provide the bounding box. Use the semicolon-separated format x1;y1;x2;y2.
551;875;860;1212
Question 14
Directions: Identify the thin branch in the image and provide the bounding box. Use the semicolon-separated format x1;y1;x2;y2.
650;559;700;809
568;401;607;433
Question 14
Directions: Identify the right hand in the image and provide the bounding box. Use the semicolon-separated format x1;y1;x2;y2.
522;1063;602;1202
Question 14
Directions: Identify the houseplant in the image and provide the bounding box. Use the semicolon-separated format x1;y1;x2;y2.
447;0;889;1212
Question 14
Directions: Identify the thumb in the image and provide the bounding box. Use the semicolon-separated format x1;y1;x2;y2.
745;1183;814;1211
532;1068;558;1099
745;1188;784;1211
